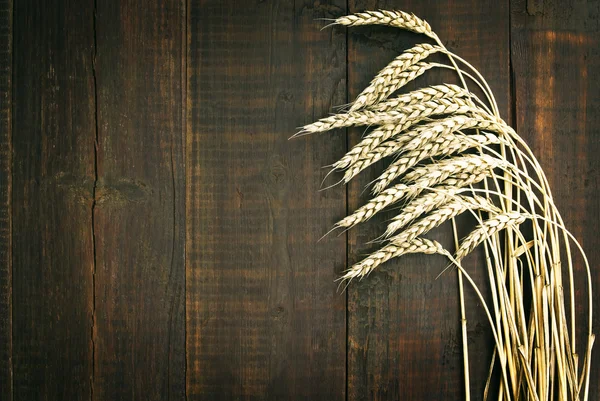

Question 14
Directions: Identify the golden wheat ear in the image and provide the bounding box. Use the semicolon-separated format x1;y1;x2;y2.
293;9;594;401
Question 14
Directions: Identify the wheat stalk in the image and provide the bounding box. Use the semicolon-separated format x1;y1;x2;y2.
297;9;594;401
367;83;467;112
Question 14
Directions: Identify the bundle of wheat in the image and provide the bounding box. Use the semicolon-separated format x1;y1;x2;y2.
293;9;594;401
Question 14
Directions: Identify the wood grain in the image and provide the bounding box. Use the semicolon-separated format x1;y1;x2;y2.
346;1;510;400
11;0;95;399
0;0;12;398
185;1;347;399
4;1;600;399
92;0;186;399
511;0;600;398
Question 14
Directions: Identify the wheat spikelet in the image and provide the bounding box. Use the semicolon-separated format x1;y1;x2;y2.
385;194;501;238
455;212;527;260
333;111;480;171
334;183;411;229
339;113;493;183
340;238;446;281
367;84;467;112
333;10;435;38
300;97;475;135
402;154;501;185
337;156;500;229
385;196;498;245
350;44;443;111
372;132;500;193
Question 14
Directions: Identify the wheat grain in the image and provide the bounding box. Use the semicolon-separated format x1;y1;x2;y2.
300;97;475;135
385;194;501;238
334;10;435;38
372;132;500;193
455;212;527;260
402;154;501;185
350;44;444;111
368;84;467;112
383;190;456;236
336;156;500;229
333;111;481;171
386;196;498;245
335;183;411;229
340;238;446;280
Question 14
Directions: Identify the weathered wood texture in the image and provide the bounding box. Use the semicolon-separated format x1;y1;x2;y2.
93;0;186;399
511;1;600;399
0;0;11;399
185;1;347;399
11;0;96;399
3;1;599;400
346;2;510;400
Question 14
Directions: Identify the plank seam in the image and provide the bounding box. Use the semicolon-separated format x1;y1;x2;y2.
182;0;188;400
344;1;349;400
90;0;99;399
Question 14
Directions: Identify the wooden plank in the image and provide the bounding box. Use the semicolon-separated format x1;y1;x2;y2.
186;1;347;399
511;0;600;398
0;0;12;398
92;0;186;399
346;1;510;399
11;0;95;399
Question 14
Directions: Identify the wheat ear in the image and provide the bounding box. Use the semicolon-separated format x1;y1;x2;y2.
383;190;500;238
372;132;500;193
336;155;501;229
299;97;476;135
350;44;443;110
340;238;446;281
455;212;527;260
333;110;484;171
333;10;435;38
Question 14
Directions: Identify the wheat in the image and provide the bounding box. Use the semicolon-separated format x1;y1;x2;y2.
350;44;444;110
403;154;500;184
367;84;467;112
455;212;527;260
333;10;435;38
298;10;593;401
337;156;500;229
339;113;494;183
372;132;500;193
299;97;476;135
385;196;498;245
383;190;501;237
341;238;446;281
335;183;410;229
333;111;482;171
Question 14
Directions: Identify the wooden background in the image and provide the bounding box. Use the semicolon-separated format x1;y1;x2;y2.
0;0;598;400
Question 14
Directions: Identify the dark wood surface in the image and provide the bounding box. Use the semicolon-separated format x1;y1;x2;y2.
93;1;186;399
0;1;598;400
0;0;12;399
11;1;96;399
